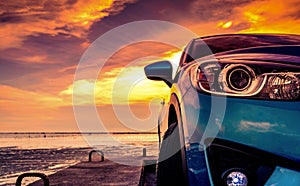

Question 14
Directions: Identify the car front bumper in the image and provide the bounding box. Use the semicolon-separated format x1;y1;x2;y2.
181;91;300;185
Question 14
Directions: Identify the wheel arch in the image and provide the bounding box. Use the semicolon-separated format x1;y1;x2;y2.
167;93;189;185
168;103;177;127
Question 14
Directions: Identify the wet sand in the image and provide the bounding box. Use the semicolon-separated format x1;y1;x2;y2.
0;147;92;185
29;156;157;186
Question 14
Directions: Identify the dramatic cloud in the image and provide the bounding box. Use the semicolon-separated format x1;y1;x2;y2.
235;0;300;33
177;0;300;35
0;0;136;49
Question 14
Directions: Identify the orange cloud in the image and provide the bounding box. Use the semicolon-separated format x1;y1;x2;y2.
16;55;48;64
0;0;136;50
235;0;300;33
184;0;300;36
61;0;114;27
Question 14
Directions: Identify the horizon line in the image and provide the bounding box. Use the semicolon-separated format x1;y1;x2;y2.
0;131;157;134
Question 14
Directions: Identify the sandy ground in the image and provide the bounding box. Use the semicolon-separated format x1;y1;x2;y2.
29;156;157;186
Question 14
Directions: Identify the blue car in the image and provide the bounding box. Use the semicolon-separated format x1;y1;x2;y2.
144;34;300;186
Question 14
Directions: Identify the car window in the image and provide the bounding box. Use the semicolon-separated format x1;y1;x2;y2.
189;34;300;61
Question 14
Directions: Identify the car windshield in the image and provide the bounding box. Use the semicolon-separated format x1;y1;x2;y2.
190;34;300;60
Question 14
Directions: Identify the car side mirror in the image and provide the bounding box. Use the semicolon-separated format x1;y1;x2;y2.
144;60;173;87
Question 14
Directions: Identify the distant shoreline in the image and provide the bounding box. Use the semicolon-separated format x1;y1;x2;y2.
0;132;157;135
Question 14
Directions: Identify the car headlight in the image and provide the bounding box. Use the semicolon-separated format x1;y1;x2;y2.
190;60;300;100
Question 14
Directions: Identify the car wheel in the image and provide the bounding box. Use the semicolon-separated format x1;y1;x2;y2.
156;122;185;186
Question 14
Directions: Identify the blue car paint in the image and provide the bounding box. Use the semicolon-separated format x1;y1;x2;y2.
265;167;300;185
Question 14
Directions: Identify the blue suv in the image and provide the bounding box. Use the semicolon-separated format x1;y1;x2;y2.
144;34;300;186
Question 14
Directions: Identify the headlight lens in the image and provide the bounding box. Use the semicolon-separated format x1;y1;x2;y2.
263;73;300;100
191;60;300;100
227;67;252;91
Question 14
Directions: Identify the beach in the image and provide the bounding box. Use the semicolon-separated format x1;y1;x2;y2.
0;133;158;185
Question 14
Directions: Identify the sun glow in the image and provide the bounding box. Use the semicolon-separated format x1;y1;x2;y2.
63;49;182;106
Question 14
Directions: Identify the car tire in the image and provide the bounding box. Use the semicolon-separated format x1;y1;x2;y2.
156;122;185;186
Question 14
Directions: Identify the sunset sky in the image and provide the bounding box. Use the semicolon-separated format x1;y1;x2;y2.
1;0;300;132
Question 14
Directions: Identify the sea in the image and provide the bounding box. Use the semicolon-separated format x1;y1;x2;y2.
0;132;159;185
